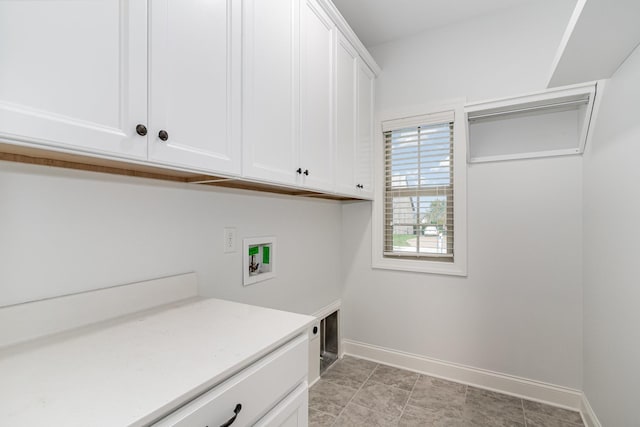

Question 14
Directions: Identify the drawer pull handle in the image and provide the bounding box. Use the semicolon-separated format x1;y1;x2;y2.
219;403;242;427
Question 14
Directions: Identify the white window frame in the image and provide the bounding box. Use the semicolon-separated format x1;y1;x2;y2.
372;101;468;276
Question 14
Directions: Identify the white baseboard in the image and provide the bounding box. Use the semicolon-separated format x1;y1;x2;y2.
309;375;321;388
342;339;583;412
580;393;602;427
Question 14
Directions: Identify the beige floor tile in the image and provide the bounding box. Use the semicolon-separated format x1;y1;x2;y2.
369;364;420;391
399;403;464;427
309;407;336;427
309;357;582;427
464;387;524;423
523;400;584;426
334;402;399;427
408;375;467;410
309;379;358;416
351;380;411;418
322;358;375;389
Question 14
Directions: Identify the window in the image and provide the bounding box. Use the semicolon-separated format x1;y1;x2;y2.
372;105;467;275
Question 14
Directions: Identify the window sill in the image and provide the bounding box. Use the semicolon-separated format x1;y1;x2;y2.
372;256;467;276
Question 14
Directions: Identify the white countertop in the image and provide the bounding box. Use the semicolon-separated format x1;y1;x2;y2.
0;297;314;426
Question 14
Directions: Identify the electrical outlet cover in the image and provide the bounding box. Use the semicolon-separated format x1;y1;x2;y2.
223;227;236;253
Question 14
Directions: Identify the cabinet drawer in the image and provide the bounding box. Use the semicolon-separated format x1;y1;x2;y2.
254;383;308;427
153;334;308;427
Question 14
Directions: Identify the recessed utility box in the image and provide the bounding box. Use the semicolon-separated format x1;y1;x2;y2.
320;310;339;374
243;237;276;286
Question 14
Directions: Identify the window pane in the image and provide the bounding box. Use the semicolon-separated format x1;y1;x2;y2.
388;123;452;190
385;196;450;255
383;118;454;259
391;226;418;253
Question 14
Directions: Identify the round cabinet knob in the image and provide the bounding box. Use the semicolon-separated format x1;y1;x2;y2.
296;168;303;174
303;169;309;176
158;130;169;141
313;326;318;334
135;124;147;136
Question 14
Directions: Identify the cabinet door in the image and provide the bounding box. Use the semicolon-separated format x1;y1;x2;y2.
356;59;375;198
254;383;308;427
0;0;147;159
299;0;335;192
148;0;241;174
242;0;299;185
334;34;358;196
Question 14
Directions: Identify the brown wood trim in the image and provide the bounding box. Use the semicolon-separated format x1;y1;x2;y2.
0;143;360;201
0;151;190;183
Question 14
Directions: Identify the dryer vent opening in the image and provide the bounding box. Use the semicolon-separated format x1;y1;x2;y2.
320;310;338;374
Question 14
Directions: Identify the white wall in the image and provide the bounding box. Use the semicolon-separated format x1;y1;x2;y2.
0;161;343;315
582;45;640;426
372;0;577;108
341;0;584;388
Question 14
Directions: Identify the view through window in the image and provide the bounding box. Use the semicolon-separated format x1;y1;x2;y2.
383;118;454;259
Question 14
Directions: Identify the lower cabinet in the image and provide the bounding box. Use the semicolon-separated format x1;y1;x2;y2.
153;334;309;427
254;383;308;427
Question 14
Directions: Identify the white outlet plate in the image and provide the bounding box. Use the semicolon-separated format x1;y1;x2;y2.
223;227;236;253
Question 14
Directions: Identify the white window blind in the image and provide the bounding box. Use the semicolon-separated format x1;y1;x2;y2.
383;111;455;260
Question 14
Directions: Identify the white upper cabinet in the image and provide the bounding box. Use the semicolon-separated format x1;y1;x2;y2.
334;35;375;199
243;0;337;192
0;0;240;175
242;0;300;185
355;59;374;198
0;0;377;198
148;0;241;175
0;0;147;159
334;34;359;195
299;0;335;192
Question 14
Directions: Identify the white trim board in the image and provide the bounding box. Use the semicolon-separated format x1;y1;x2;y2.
312;299;341;319
0;272;198;348
342;339;583;411
580;394;602;427
309;300;342;386
465;81;601;164
313;300;342;359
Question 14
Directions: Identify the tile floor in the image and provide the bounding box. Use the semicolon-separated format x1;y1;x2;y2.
309;356;584;427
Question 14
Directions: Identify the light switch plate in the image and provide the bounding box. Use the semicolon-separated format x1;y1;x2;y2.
223;227;237;253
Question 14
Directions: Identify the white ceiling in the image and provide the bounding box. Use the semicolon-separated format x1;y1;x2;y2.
332;0;540;48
